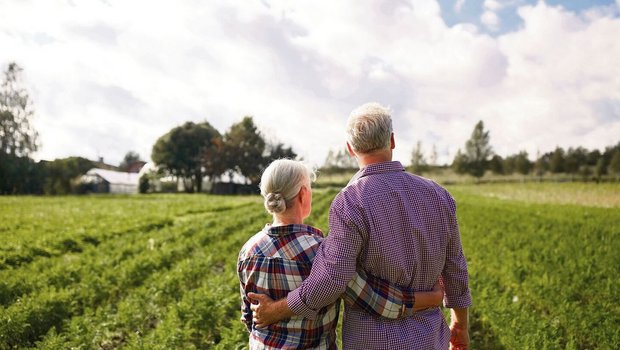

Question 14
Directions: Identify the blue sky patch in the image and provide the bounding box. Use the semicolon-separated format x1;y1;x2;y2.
438;0;618;35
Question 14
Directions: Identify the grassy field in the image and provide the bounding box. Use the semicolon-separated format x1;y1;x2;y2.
1;182;619;349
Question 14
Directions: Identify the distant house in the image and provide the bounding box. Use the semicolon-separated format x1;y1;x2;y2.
126;161;147;173
80;168;141;194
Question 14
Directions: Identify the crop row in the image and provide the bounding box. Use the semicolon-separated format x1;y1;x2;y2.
0;194;256;270
0;196;266;349
451;188;620;349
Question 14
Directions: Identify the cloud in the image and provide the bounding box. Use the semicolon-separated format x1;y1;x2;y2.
481;10;501;31
1;0;619;168
454;0;466;13
484;0;504;12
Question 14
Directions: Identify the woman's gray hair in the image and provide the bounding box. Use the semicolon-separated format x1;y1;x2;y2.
259;159;316;215
346;102;393;154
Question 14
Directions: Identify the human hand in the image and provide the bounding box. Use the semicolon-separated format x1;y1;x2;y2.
449;322;469;350
432;279;444;303
247;292;287;328
412;279;444;312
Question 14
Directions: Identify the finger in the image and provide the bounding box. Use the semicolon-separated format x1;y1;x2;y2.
247;292;265;302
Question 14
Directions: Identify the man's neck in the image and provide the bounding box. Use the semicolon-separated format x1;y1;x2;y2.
356;149;392;168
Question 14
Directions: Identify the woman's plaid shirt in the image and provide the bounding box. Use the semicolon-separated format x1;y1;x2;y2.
238;224;416;350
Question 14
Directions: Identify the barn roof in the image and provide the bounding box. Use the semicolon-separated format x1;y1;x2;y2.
86;168;140;185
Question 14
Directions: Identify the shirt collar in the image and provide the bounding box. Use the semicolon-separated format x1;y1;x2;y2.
264;223;324;238
348;160;405;185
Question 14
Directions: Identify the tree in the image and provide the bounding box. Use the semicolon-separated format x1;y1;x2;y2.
323;149;335;169
463;120;493;180
265;142;297;163
602;142;620;167
119;151;142;171
533;151;547;180
322;148;357;173
489;155;504;175
595;157;606;182
565;147;588;178
609;149;620;180
152;121;221;193
514;151;532;176
0;62;42;194
43;157;94;195
139;174;150;193
223;116;266;185
0;155;45;194
451;149;468;175
549;147;565;174
0;62;39;157
410;141;428;174
429;144;438;167
502;155;516;175
335;149;357;168
587;149;601;166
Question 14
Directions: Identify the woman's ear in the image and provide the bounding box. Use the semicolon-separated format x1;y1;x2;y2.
297;185;308;204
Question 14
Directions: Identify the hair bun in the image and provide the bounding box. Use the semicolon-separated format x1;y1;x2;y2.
265;192;286;214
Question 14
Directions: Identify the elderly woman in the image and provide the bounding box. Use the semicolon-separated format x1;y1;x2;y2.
238;159;442;349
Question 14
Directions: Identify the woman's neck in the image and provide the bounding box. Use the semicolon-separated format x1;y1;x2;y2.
272;211;304;226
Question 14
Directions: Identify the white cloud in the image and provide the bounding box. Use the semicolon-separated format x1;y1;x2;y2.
1;0;618;168
481;10;501;31
484;0;503;12
454;0;466;13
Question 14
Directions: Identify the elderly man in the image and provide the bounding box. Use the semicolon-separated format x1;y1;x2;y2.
250;102;472;349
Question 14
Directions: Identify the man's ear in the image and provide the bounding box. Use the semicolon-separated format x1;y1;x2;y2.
390;133;395;150
346;142;356;157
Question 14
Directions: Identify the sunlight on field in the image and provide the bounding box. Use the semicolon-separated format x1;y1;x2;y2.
449;182;620;208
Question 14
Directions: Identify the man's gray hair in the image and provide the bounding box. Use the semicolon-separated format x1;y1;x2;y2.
346;102;393;154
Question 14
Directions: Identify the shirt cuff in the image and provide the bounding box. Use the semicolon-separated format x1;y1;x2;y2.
444;292;472;309
287;288;319;320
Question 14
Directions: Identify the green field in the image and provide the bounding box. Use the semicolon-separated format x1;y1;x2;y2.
1;183;619;349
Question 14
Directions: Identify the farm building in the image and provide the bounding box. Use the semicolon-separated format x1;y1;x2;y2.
80;168;141;194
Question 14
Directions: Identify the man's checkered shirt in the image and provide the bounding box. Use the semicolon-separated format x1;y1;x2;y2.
287;161;472;349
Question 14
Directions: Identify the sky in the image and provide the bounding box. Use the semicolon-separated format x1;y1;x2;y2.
1;0;619;167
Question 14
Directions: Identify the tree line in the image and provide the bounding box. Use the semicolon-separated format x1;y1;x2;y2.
445;121;620;182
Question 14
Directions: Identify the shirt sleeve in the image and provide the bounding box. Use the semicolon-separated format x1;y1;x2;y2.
237;258;253;332
342;269;416;319
440;189;472;309
287;193;363;319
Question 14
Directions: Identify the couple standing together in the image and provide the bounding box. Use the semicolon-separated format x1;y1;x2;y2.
238;103;472;350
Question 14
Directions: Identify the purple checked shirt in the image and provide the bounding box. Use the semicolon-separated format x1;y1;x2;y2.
288;161;472;349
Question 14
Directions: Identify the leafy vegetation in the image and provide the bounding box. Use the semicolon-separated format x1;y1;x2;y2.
0;183;618;349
